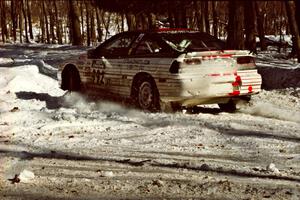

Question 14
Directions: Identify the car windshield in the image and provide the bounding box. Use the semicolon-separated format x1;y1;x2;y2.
161;32;225;52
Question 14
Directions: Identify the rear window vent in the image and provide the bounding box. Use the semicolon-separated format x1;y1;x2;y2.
169;61;180;74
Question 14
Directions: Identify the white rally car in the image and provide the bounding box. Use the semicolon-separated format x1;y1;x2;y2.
58;29;262;112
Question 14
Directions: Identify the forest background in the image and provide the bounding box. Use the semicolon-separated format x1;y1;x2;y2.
0;0;300;62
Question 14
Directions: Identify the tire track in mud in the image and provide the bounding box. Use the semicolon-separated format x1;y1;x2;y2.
3;143;299;186
3;94;300;199
2;139;300;200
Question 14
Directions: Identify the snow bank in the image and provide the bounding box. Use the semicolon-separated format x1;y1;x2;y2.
256;48;300;89
0;58;14;65
0;65;64;96
255;35;292;46
0;43;89;79
258;67;300;89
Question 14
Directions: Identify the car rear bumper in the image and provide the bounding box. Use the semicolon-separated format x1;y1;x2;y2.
159;69;262;107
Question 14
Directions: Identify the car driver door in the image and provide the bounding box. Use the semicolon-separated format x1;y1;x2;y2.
88;33;138;96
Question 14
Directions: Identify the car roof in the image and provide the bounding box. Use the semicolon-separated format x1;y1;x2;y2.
121;28;197;33
119;29;215;38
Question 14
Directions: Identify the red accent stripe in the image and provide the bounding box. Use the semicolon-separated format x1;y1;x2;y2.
208;73;221;77
223;73;232;76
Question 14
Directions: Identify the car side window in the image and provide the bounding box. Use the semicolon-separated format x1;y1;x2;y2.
106;36;133;49
102;35;136;56
135;39;163;55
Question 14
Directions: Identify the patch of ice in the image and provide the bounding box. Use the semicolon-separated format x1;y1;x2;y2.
0;58;14;65
100;171;114;177
18;169;35;183
266;163;280;174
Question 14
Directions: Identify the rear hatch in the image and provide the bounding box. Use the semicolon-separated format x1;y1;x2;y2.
179;50;262;96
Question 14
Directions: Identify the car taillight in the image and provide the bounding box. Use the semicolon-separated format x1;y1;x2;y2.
183;58;202;65
248;86;253;93
237;56;254;64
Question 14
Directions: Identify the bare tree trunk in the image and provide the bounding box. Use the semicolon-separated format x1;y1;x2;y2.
212;1;218;37
21;0;29;43
168;4;174;28
26;0;33;40
80;1;84;43
278;1;284;53
255;1;267;51
48;3;56;43
193;1;200;30
43;1;50;43
227;0;244;49
39;1;45;43
95;7;103;42
173;1;180;28
172;1;187;28
193;1;203;31
102;12;111;39
0;0;8;43
148;13;156;30
68;0;82;45
180;1;187;28
90;8;96;45
244;1;257;53
198;1;209;32
121;14;125;32
54;0;62;44
126;13;135;31
85;2;90;46
285;0;300;62
19;1;23;43
140;13;148;30
11;0;17;42
295;0;300;33
204;1;210;33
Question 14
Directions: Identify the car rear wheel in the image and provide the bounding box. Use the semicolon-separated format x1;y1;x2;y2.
218;100;237;112
136;80;160;112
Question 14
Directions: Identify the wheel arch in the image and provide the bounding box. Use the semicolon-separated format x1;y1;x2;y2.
61;64;81;90
130;72;159;98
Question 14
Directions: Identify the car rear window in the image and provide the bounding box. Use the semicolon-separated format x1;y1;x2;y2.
160;32;225;52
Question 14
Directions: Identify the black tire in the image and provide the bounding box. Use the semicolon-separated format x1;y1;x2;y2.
135;79;160;112
218;100;237;113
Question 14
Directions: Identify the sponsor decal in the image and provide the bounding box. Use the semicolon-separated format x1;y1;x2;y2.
124;59;150;65
92;69;105;85
77;61;85;65
91;60;106;69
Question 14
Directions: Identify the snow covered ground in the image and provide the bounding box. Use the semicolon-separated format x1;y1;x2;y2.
0;44;300;199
